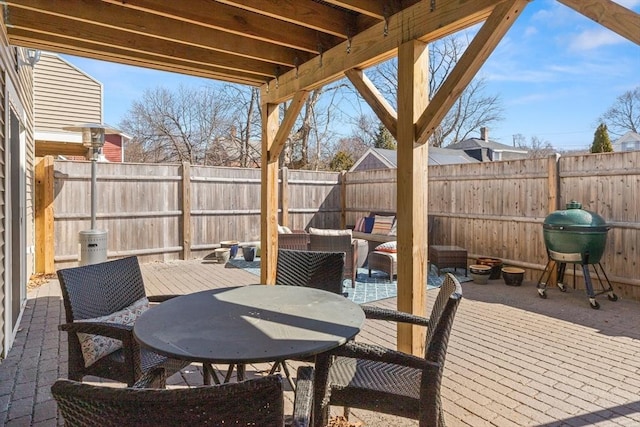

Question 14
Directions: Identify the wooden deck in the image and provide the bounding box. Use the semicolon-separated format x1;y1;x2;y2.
2;258;639;426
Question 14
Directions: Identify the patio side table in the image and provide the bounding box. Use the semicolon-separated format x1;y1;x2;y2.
429;245;468;276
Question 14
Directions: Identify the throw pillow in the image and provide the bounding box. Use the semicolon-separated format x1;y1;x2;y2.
354;217;365;232
308;227;352;237
388;219;397;236
371;215;395;235
375;241;397;253
77;297;150;368
363;217;375;233
278;225;292;234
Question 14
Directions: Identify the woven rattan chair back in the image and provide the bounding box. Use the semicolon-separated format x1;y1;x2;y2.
313;273;463;427
308;234;357;285
58;256;146;322
424;272;458;358
275;249;345;295
278;231;310;250
56;256;189;386
52;374;286;427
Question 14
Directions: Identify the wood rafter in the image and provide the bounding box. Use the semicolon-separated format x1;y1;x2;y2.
345;68;397;137
557;0;640;45
268;91;310;162
262;0;505;103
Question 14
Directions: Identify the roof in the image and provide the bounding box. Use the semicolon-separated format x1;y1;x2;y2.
350;147;479;171
446;138;528;153
613;131;640;145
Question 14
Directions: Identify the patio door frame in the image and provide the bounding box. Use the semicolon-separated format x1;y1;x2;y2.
3;75;27;356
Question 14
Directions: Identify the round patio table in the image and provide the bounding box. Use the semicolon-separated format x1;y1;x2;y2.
134;285;365;383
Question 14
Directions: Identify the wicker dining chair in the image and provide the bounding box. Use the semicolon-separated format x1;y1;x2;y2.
269;249;346;388
52;366;315;427
312;273;463;427
56;256;190;387
275;249;346;295
308;234;358;287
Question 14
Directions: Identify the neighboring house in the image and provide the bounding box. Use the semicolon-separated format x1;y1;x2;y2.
350;146;478;172
446;127;528;161
33;52;127;161
612;131;640;152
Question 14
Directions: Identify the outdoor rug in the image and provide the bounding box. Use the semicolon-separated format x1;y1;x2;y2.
227;257;472;304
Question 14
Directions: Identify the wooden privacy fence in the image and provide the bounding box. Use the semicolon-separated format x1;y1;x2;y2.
35;158;341;270
344;152;639;300
35;151;639;300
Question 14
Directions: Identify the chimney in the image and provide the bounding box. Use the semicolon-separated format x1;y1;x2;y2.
480;127;489;142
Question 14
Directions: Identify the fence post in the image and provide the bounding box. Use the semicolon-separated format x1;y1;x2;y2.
280;166;289;227
547;153;561;212
340;170;347;229
547;153;561;285
35;156;55;274
181;162;191;260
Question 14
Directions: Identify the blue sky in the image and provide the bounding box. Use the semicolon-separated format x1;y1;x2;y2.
60;0;639;151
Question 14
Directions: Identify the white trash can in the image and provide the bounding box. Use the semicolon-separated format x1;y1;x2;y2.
78;229;108;266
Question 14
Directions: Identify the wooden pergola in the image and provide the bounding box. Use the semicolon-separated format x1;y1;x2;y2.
5;0;638;355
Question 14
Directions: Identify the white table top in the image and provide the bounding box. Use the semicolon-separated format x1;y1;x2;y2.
134;285;365;364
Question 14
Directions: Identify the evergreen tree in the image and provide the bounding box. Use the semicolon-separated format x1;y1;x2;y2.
374;123;396;150
590;123;614;153
329;150;354;171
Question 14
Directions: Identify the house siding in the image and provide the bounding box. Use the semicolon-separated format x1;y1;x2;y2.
0;16;36;357
353;153;388;171
104;134;123;162
34;53;102;131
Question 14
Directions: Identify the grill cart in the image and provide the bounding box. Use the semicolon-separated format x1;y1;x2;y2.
537;201;617;309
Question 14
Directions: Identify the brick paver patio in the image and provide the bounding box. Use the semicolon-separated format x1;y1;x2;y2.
1;259;639;426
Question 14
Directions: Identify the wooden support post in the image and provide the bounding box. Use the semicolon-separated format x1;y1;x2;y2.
261;102;280;285
280;166;289;227
180;161;191;260
35;156;55;274
340;170;347;230
547;153;561;285
396;40;429;356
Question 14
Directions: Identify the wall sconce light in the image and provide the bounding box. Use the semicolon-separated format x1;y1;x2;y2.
25;48;41;67
15;47;42;72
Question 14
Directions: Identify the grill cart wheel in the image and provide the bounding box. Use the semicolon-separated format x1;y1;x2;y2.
589;299;600;309
608;293;618;302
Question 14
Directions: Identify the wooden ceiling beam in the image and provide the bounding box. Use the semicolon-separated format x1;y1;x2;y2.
101;0;342;54
262;0;506;104
4;7;278;78
415;0;529;145
216;0;357;39
4;0;312;67
9;30;267;86
345;68;397;137
321;0;387;19
556;0;640;45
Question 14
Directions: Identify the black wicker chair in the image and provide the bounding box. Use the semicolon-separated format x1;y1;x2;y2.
52;366;315;427
308;234;359;287
269;249;346;388
312;273;463;427
275;249;346;295
57;256;190;387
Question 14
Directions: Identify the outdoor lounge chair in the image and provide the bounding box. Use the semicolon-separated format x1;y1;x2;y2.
312;273;463;427
56;256;190;387
278;230;310;251
52;366;315;427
